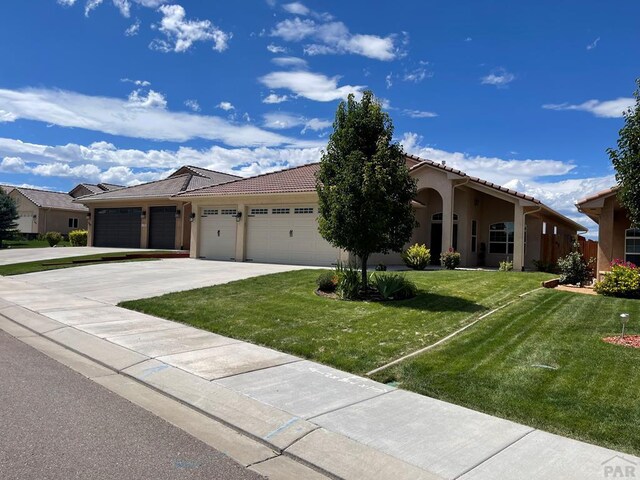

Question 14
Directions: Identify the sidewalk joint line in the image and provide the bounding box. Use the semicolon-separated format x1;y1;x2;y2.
210;358;304;382
306;389;394;422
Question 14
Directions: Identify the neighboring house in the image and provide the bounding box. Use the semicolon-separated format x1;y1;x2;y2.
176;155;586;270
576;186;637;278
75;165;240;250
68;182;123;198
8;187;89;237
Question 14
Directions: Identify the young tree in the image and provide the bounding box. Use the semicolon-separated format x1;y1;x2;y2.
609;78;640;226
317;91;418;288
0;187;18;248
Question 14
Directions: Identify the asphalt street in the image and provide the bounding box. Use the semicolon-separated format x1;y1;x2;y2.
0;331;264;480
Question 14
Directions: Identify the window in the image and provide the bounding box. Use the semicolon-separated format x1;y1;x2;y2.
250;208;268;215
432;212;459;222
221;209;237;216
471;220;477;253
272;208;290;214
68;218;79;228
553;225;558;235
625;229;640;265
542;222;547;235
489;222;514;254
294;207;314;214
202;209;218;215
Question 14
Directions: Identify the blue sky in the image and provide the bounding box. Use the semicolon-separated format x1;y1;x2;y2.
0;0;638;235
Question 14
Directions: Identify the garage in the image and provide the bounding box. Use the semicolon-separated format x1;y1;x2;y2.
149;206;176;249
245;205;339;265
198;207;237;260
94;207;141;248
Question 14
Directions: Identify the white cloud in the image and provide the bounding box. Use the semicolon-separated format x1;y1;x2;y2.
480;68;516;87
0;110;17;122
217;101;235;111
0;87;314;147
112;0;131;17
271;17;398;61
0;156;28;173
0;136;325;184
57;0;77;6
263;112;330;133
127;89;167;109
586;37;600;51
282;2;310;16
403;68;430;83
259;70;364;102
385;73;393;89
150;4;230;53
301;117;332;133
403;109;438;118
542;98;634;118
184;99;200;112
84;0;103;16
120;78;151;87
271;56;308;69
267;43;287;54
263;93;289;104
125;19;141;36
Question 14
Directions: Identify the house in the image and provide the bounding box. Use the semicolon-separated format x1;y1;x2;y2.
8;186;90;237
75;165;241;250
68;182;123;198
576;186;637;277
177;155;586;270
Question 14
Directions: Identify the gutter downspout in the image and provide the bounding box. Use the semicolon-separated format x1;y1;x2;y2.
523;206;543;271
451;177;470;254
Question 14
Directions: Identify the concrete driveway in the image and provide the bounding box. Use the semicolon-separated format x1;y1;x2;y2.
14;259;311;303
0;247;159;266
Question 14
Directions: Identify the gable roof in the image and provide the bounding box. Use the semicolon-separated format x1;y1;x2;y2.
12;187;88;212
169;165;241;183
576;186;618;206
98;183;124;191
69;183;124;198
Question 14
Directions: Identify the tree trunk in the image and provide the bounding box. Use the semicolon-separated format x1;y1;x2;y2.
360;253;369;290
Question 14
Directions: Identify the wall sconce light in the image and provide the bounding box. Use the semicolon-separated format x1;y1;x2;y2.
32;214;37;223
86;212;92;219
175;209;181;219
141;210;147;219
234;211;243;223
189;212;196;223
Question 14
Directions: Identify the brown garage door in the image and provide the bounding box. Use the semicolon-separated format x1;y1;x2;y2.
94;208;141;248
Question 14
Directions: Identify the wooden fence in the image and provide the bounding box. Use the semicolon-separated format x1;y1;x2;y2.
540;234;597;265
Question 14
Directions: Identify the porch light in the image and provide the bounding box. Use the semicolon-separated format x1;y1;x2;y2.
141;210;146;219
234;211;242;222
175;209;181;219
86;212;91;219
189;212;196;222
620;313;630;339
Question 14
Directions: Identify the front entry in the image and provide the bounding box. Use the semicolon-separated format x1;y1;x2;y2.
430;223;458;265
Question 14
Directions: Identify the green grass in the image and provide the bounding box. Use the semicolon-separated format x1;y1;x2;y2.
121;269;552;374
2;238;72;248
372;290;640;455
0;252;160;276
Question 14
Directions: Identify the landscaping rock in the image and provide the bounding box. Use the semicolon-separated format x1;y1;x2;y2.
542;278;560;288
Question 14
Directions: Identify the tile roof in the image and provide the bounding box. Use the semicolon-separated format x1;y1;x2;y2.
98;183;124;191
576;186;618;206
176;163;320;197
13;187;88;212
169;165;241;183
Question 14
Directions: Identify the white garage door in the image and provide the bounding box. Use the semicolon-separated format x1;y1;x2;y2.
199;207;238;260
246;205;339;266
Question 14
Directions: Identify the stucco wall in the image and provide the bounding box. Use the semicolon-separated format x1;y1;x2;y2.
39;209;88;235
10;192;39;234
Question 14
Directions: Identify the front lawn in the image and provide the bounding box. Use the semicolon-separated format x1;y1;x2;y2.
2;238;71;248
373;289;640;455
0;252;160;276
121;269;551;374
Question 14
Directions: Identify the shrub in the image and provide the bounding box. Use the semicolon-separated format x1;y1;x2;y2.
316;271;338;292
370;272;417;300
68;229;88;247
44;231;62;247
499;260;513;271
594;265;640;298
557;242;594;286
402;243;431;270
335;262;361;300
440;249;461;270
533;259;558;273
375;263;387;271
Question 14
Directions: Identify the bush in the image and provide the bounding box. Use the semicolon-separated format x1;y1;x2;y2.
440;249;461;270
375;263;387;271
68;229;88;247
370;272;417;300
402;243;431;270
44;231;63;247
594;265;640;298
316;271;338;292
533;259;558;273
499;260;513;271
335;262;361;300
557;242;594;286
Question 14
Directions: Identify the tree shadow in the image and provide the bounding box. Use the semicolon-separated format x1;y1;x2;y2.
383;291;486;314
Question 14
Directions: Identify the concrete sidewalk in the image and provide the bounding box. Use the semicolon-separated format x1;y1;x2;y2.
0;275;638;479
0;246;159;266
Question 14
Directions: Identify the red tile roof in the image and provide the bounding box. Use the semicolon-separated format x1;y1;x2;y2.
576;186;618;206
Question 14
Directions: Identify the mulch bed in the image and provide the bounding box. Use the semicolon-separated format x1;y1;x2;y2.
602;335;640;349
314;289;414;302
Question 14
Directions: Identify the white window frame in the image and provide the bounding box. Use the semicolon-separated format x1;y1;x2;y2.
625;228;640;265
68;217;79;228
471;220;477;253
272;208;290;215
489;222;514;254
